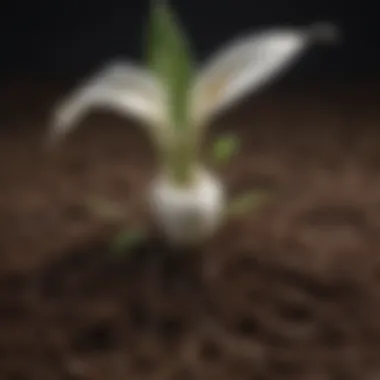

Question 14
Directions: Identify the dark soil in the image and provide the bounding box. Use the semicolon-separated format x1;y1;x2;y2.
1;77;380;379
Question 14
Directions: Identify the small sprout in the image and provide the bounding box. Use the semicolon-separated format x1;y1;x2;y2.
111;227;146;254
84;198;145;254
227;190;272;217
210;134;240;168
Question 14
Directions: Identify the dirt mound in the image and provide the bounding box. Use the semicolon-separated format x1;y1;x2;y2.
0;79;380;379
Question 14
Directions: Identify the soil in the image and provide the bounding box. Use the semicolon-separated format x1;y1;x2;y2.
1;77;380;379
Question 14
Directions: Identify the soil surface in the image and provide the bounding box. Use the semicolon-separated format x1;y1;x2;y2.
1;77;380;379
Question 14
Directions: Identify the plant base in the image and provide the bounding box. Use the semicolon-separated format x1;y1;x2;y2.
149;167;225;246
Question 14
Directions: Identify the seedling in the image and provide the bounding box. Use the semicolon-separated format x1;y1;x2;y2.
111;227;147;254
84;197;145;253
210;133;240;168
227;190;272;218
48;0;338;246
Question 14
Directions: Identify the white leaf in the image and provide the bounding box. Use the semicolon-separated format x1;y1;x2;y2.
191;23;337;127
49;62;167;142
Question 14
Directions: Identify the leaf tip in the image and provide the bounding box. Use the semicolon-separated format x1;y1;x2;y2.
309;22;341;44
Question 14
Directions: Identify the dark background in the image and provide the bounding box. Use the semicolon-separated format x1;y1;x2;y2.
0;0;378;81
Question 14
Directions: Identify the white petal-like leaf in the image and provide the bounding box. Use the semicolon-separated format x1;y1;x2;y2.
49;62;167;142
191;23;337;127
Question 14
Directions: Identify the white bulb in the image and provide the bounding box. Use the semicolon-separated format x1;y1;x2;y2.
149;168;225;246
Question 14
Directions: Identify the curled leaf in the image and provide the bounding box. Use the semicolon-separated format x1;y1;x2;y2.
191;23;338;128
49;62;166;144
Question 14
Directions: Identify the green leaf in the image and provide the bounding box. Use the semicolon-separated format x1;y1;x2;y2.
227;190;270;217
210;134;240;167
110;228;146;255
145;0;194;132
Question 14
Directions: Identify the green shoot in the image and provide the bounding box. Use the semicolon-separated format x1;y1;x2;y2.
111;227;146;255
145;0;194;132
210;134;240;168
84;198;145;254
145;0;196;186
227;190;271;217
